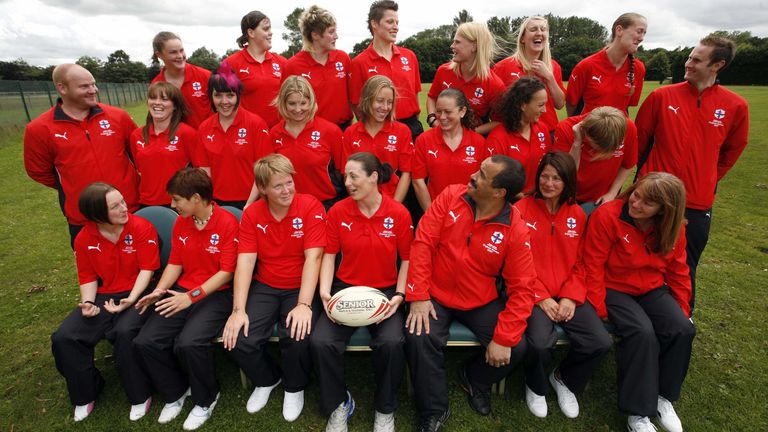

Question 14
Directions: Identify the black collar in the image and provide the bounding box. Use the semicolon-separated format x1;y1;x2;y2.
462;193;512;226
52;98;104;122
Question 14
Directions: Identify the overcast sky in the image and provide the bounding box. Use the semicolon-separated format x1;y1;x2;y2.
1;0;766;67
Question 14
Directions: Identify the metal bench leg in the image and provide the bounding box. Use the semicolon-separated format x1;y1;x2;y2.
240;369;250;389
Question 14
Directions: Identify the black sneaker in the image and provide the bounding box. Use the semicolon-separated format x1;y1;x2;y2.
418;409;450;432
458;366;491;416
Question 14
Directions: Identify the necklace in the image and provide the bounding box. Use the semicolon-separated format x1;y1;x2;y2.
192;206;213;226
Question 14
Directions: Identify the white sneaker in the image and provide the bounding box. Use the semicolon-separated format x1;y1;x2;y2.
373;410;395;432
283;390;304;422
246;379;281;413
73;401;94;422
525;386;547;418
656;396;683;432
628;415;658;432
549;371;579;418
129;397;152;421
182;392;219;431
158;388;191;424
326;391;355;432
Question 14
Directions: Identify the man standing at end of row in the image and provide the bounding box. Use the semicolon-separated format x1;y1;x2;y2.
24;64;139;246
635;35;749;313
405;155;537;432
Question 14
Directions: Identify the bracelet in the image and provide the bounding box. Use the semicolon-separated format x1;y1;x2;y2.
187;286;207;304
83;300;97;306
297;301;312;310
426;113;437;127
392;292;406;301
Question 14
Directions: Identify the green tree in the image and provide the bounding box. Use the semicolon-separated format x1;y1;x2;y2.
281;7;305;58
351;38;373;58
222;48;240;61
188;46;220;72
645;50;671;82
102;50;147;83
546;14;607;49
0;59;42;80
551;36;604;79
76;56;104;81
400;36;453;83
453;9;474;28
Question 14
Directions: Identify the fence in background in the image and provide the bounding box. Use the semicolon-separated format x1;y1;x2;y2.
0;81;149;127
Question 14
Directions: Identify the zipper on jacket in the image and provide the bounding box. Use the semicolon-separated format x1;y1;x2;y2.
551;221;555;235
85;130;91;142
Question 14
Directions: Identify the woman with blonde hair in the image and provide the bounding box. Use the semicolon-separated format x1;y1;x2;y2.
566;13;647;116
224;10;288;127
493;16;566;133
582;172;694;432
130;82;209;207
427;21;505;135
342;75;413;201
553;106;638;209
284;5;353;130
269;75;344;209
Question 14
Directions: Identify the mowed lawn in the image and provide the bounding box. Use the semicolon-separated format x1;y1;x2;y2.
0;82;766;431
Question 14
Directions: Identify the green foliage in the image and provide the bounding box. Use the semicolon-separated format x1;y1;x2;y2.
351;37;373;58
546;14;607;49
0;59;47;81
400;36;452;83
222;48;240;61
102;50;148;83
281;7;305;58
452;9;474;28
645;50;672;82
187;46;220;72
75;56;104;81
551;36;603;79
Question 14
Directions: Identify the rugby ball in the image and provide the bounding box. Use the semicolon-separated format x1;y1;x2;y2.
327;286;391;327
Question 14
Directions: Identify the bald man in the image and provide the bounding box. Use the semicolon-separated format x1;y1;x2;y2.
24;64;140;246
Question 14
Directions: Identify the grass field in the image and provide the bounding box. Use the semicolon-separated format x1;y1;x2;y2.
1;83;766;431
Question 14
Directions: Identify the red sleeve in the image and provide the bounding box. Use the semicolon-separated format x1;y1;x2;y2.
118;109;139;151
717;99;749;181
135;218;161;271
493;218;537;347
23;120;57;188
412;134;428;179
565;60;588;107
558;208;588;304
324;205;341;255
486;126;504;155
580;206;615;319
238;205;260;254
302;197;328;250
74;233;98;285
634;90;659;161
405;187;454;301
552;60;567;94
552;121;574;152
218;215;238;273
396;205;414;260
428;65;449;100
665;227;692;317
410;50;422;95
629;60;646;107
329;123;344;173
398;124;414;172
348;57;366;105
622;119;639;168
252;115;273;161
168;221;184;265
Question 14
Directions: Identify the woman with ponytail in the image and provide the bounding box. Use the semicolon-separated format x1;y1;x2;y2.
565;13;647;117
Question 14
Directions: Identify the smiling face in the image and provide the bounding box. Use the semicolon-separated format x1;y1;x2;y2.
370;86;394;124
468;157;504;202
521;89;548;124
684;44;723;85
156;38;186;71
451;33;476;63
260;172;295;209
614;18;647;54
435;95;465;132
147;90;175;124
628;185;662;222
59;66;98;109
371;9;398;44
248;18;273;51
521;18;549;58
212;90;237;119
105;190;129;225
344;160;378;201
538;164;564;201
284;92;311;124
